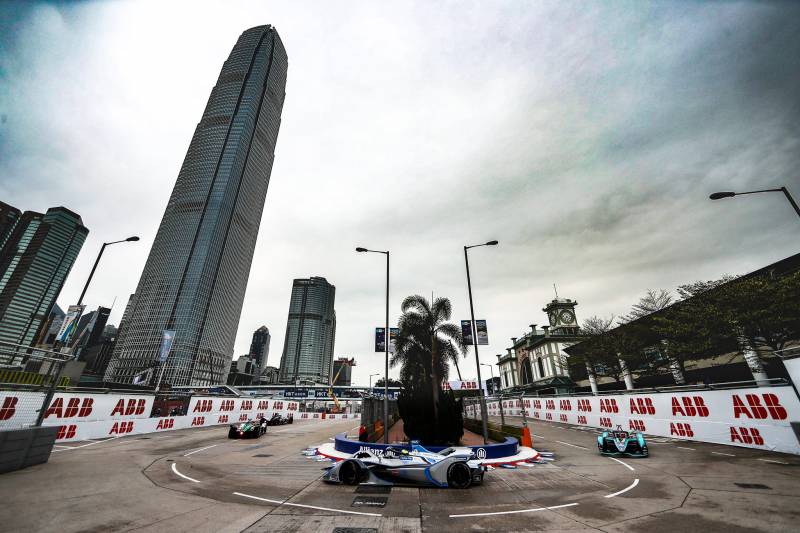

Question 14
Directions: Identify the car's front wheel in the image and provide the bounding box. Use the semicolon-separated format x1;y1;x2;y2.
447;462;472;489
338;460;361;485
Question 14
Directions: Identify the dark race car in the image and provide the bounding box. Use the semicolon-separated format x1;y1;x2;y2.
597;425;648;457
322;442;486;488
228;419;267;439
267;413;293;426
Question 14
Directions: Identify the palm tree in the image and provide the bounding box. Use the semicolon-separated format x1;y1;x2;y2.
391;295;466;423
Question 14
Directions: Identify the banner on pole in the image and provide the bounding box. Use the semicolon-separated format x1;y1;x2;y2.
375;328;385;353
132;368;153;385
388;327;399;353
56;305;85;343
159;329;176;362
475;320;489;345
461;320;473;345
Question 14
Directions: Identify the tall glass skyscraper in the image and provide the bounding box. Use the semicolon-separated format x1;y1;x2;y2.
278;277;336;385
249;325;271;376
0;204;89;360
106;26;288;386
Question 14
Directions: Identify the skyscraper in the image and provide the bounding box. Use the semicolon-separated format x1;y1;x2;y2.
0;204;88;361
249;325;270;377
278;277;336;385
106;26;288;386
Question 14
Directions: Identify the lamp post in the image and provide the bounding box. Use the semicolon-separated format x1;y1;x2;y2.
369;373;379;391
464;240;498;444
356;246;390;444
480;363;495;394
77;236;140;306
709;187;800;220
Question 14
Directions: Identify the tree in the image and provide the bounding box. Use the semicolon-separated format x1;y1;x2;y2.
619;289;673;323
374;378;402;388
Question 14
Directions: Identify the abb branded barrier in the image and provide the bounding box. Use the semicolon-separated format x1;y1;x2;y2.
0;392;359;442
467;386;800;455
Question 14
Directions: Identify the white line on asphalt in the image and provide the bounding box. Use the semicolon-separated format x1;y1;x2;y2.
233;491;382;517
183;444;217;457
758;458;788;465
52;445;71;449
532;434;545;439
605;478;639;498
677;447;695;451
52;437;120;452
449;502;579;518
555;440;588;449
171;462;200;483
711;451;736;457
608;457;635;471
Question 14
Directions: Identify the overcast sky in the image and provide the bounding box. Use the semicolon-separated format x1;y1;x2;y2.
1;0;798;386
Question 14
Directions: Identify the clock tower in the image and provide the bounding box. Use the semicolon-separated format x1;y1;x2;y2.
543;298;579;335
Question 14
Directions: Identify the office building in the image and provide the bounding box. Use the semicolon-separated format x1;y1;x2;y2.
278;277;336;385
249;325;270;376
332;357;354;386
106;26;288;386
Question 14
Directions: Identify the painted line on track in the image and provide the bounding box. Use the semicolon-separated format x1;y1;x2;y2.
677;446;695;451
171;462;201;483
532;434;545;439
608;457;635;471
711;451;736;457
183;444;217;457
605;478;639;498
233;491;382;517
449;502;579;518
52;437;120;452
758;458;788;465
555;440;588;450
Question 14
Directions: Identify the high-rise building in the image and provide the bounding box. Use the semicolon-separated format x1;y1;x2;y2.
249;325;270;375
106;26;288;386
0;204;88;360
278;277;336;385
70;306;111;359
332;357;354;386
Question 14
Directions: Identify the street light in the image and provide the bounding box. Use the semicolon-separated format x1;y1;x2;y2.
77;236;140;306
464;239;498;444
480;363;495;394
356;246;390;444
369;373;379;390
709;187;800;220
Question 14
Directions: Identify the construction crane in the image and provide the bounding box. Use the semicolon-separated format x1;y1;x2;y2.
329;358;355;413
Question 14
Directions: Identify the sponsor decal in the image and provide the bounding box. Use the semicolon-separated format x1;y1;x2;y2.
559;414;568;423
220;400;235;412
475;448;487;459
545;399;555;410
600;399;619;413
193;399;213;413
156;418;174;430
257;400;269;410
109;421;134;435
577;415;588;425
577;399;592;412
670;422;694;437
0;396;18;420
630;397;656;415
57;424;77;439
599;417;613;428
45;397;94;419
218;415;228;423
732;394;787;420
110;398;146;417
559;399;572;411
730;426;764;445
629;419;646;432
191;416;205;426
671;396;709;417
240;400;252;411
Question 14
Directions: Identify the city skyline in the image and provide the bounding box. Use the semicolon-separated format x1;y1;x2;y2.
1;1;798;386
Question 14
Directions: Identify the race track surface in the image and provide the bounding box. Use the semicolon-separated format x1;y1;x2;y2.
1;418;799;532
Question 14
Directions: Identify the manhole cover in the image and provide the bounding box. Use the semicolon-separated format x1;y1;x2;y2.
355;485;391;494
351;496;388;508
252;454;272;458
332;529;378;533
734;483;771;489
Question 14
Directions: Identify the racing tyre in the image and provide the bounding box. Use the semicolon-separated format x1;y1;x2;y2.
228;428;237;439
338;460;361;485
446;462;472;489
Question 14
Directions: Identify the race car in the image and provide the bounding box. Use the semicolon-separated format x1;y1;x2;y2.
228;419;267;439
322;442;486;488
597;425;648;457
267;413;292;426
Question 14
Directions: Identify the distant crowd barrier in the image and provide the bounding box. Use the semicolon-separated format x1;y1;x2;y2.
467;385;800;455
0;391;359;443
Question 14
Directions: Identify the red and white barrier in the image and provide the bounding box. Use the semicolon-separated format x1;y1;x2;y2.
468;386;800;455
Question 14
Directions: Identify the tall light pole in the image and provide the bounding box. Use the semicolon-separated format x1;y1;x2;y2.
356;246;390;444
77;236;140;306
710;187;800;220
369;373;379;390
464;240;498;444
480;363;495;394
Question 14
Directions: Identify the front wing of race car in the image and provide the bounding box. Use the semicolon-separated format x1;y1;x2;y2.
323;455;484;488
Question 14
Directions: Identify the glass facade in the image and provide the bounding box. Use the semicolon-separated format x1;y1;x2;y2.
278;277;336;385
106;26;288;386
0;205;89;361
249;325;271;374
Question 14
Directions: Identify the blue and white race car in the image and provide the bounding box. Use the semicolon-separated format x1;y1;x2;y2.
322;442;486;488
597;426;649;457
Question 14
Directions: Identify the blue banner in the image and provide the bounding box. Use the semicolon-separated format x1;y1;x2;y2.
159;329;176;362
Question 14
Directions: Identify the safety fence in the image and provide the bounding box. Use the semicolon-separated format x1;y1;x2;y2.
465;385;800;455
0;391;359;442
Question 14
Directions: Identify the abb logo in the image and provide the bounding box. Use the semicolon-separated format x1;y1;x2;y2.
288;402;298;411
577;415;588;425
238;414;248;421
732;394;787;420
600;399;619;413
559;400;572;411
240;400;252;411
57;425;77;439
630;397;655;415
670;422;694;437
524;400;532;408
545;413;553;421
218;415;229;423
193;400;213;413
629;419;646;432
0;397;18;420
559;414;568;423
300;413;309;419
533;400;542;410
110;398;146;417
577;399;592;412
599;417;613;428
730;426;764;445
671;397;709;417
220;400;235;412
257;400;269;410
109;421;134;435
545;400;555;410
255;412;265;419
45;397;94;419
533;412;540;419
273;401;284;410
156;418;174;430
191;416;205;426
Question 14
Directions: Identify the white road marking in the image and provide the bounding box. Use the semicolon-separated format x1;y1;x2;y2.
605;478;639;498
233;491;382;517
608;457;635;471
677;447;695;451
183;444;217;457
555;440;588;449
52;445;71;449
532;434;545;439
52;437;120;452
171;462;200;483
450;502;579;518
758;458;788;465
711;451;736;457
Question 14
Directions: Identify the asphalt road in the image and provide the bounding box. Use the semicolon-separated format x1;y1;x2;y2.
1;417;799;532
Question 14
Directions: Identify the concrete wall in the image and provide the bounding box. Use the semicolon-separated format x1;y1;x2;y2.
0;426;58;474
